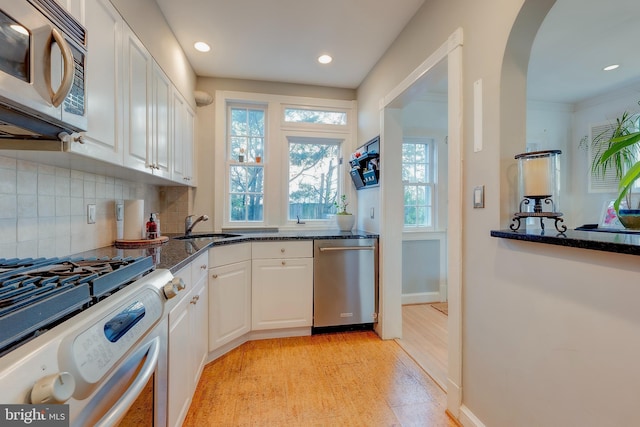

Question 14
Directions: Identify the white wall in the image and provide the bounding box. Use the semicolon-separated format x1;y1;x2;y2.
358;0;640;425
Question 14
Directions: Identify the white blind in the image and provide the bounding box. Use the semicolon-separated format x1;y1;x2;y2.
587;122;618;193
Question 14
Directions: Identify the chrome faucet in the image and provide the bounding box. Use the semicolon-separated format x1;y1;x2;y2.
184;214;209;235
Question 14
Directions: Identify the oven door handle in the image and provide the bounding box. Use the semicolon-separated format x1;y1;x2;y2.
94;337;160;427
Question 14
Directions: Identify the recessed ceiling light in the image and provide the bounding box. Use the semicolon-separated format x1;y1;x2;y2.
603;64;619;71
318;54;333;65
194;42;211;53
10;24;28;35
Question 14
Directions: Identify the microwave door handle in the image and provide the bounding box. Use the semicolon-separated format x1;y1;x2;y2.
49;28;75;107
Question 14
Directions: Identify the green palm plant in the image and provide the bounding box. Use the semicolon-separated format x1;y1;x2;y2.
592;107;640;212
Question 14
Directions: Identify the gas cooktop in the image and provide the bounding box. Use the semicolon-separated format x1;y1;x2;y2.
0;256;155;355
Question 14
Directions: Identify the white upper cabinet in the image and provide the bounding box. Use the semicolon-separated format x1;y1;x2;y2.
68;0;124;164
122;26;152;173
151;62;172;179
171;88;195;185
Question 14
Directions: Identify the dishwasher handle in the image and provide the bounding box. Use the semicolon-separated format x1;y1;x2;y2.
319;246;375;252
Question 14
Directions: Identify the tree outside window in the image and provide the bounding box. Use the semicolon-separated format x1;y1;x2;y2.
288;138;341;220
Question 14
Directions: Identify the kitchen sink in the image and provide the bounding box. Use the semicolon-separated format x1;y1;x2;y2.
173;233;241;241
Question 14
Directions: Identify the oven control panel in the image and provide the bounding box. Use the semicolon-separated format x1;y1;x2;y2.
61;287;163;397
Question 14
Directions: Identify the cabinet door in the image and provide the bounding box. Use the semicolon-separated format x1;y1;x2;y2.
171;89;196;186
122;26;152;173
168;294;191;427
209;260;251;351
251;258;313;330
190;268;208;389
69;0;123;164
151;63;171;178
171;89;187;183
184;104;196;185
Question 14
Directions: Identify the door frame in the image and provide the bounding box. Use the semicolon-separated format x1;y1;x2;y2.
378;27;464;416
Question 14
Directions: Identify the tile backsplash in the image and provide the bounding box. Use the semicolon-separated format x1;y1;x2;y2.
0;155;161;259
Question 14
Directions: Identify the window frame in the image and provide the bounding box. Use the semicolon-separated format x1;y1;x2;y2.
215;91;356;231
226;103;267;225
402;137;437;230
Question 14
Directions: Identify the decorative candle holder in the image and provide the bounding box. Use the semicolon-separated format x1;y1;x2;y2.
510;150;567;233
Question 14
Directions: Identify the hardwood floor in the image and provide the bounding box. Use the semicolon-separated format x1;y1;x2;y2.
184;331;457;426
396;304;448;391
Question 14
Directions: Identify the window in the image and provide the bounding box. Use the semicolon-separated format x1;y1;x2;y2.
216;91;355;228
284;107;347;126
228;105;265;222
288;137;341;220
403;138;435;228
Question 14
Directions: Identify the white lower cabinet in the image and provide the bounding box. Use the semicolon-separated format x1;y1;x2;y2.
167;253;208;427
251;241;313;330
208;243;252;351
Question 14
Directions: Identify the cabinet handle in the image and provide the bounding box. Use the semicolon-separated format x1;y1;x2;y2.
212;274;218;279
280;248;285;253
200;264;207;270
190;295;199;304
281;261;286;266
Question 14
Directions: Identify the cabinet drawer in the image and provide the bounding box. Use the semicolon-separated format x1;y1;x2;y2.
191;252;208;284
252;241;312;259
209;242;251;268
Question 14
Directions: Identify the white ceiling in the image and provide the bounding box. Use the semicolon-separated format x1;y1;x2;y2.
154;0;425;89
528;0;640;104
154;0;639;103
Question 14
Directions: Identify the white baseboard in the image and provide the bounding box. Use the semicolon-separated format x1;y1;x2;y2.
402;291;441;305
459;404;486;427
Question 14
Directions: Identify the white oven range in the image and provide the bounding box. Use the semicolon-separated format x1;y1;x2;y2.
0;262;185;427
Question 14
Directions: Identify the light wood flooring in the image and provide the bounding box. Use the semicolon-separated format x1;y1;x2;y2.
184;331;457;426
396;304;448;391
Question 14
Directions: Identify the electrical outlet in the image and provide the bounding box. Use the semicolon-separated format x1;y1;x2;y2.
87;204;96;224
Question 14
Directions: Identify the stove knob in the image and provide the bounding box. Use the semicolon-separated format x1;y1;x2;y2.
31;372;75;404
163;277;186;299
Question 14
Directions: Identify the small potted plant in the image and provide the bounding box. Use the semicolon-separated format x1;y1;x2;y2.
591;104;640;228
334;194;355;231
238;147;245;162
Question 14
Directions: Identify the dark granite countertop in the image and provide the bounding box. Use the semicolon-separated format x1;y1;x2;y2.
77;230;379;274
490;228;640;256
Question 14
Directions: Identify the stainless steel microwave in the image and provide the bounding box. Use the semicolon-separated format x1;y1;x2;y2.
0;0;87;142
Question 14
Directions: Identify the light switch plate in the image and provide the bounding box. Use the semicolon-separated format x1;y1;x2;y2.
116;203;124;221
473;186;484;208
87;204;96;224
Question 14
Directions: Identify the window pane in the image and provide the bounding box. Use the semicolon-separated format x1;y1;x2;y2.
415;164;426;182
403;144;415;163
288;141;340;220
416;186;426;205
229;166;247;192
248;137;264;161
248;110;264;135
231;108;247;134
402;165;414;182
246;195;263;221
230;194;247;221
231;137;246;160
404;206;417;225
284;108;347;125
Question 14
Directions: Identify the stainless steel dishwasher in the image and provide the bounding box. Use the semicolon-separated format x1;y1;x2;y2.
313;238;378;329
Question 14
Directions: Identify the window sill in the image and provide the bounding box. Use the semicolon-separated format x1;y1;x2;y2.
490;228;640;256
